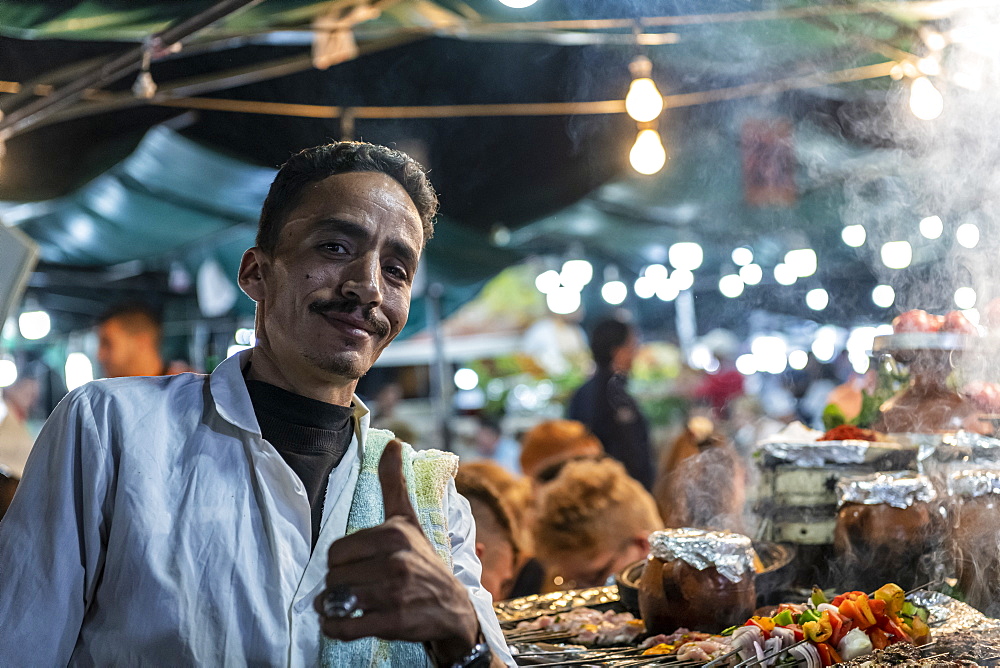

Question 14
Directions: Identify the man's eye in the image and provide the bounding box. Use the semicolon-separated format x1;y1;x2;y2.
385;265;408;281
321;242;348;253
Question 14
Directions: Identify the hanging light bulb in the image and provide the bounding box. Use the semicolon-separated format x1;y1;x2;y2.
625;57;663;123
629;128;666;175
909;76;943;120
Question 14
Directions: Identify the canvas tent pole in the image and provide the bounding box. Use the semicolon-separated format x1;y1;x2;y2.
0;0;264;139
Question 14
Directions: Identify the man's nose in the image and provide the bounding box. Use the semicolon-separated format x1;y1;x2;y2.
341;253;383;306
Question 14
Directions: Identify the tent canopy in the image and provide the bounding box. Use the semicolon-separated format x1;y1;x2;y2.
0;0;973;336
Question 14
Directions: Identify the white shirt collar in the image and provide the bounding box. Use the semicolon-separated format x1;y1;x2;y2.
210;348;372;448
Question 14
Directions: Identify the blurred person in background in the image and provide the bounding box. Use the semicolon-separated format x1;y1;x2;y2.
689;329;744;420
469;413;520;475
530;458;662;594
653;416;748;534
455;466;521;601
518;418;603;482
95;302;169;378
568;316;654;489
0;374;41;519
459;459;533;557
0;375;41;479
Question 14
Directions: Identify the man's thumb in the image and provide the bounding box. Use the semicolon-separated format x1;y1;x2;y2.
378;438;419;523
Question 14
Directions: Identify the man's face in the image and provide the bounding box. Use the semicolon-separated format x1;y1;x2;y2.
241;172;423;387
97;319;137;378
478;536;516;601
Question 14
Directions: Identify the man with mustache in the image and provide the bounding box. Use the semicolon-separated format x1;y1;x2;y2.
0;142;513;667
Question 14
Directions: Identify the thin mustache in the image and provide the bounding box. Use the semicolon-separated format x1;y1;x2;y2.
309;299;390;337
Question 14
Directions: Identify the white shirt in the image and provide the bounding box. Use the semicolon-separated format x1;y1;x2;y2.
0;350;514;667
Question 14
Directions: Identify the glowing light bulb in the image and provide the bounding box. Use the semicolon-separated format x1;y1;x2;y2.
806;288;829;311
560;259;593;288
497;0;538;7
669;243;703;271
920;215;943;239
842;225;866;247
18;310;51;340
625;78;664;123
788;350;809;370
634;276;656;299
872;285;895;308
719;274;744;298
65;353;94;391
784;248;818;278
774;263;797;286
535;269;561;294
956;223;980;249
881;241;912;269
955;286;977;310
671;268;695;291
655;280;679;302
732;247;753;266
910;76;943;121
735;354;757;375
629;129;667;175
644;264;668;281
739;263;762;286
0;358;16;388
454;368;479;390
601;280;627;305
546;286;581;315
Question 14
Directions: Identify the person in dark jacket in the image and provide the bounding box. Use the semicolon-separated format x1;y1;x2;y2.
567;317;654;489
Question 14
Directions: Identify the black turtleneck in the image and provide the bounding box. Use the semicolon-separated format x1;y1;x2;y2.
246;379;354;548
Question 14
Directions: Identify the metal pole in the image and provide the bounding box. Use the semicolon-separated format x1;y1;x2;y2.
675;289;697;357
426;282;452;452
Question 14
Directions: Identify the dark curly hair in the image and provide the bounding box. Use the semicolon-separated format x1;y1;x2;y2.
256;141;438;254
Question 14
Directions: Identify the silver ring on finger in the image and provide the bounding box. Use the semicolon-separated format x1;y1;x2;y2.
323;586;362;619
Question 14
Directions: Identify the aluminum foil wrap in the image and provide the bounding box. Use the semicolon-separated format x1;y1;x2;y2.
948;469;1000;498
910;590;1000;635
756;440;873;467
910;430;1000;466
493;585;619;624
837;471;937;509
647;528;755;584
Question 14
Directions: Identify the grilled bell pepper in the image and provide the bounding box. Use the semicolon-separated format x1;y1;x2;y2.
747;616;776;633
802;611;833;643
874;583;905;616
811;586;829;607
868;627;889;650
798;608;821;625
839;594;876;629
815;642;843;667
772;610;795;627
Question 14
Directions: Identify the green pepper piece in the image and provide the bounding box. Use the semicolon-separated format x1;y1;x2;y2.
811;586;828;607
720;625;738;636
798;608;821;625
901;601;916;617
772;610;795;627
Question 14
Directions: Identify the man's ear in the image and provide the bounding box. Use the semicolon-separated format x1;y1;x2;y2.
238;247;268;302
475;541;486;561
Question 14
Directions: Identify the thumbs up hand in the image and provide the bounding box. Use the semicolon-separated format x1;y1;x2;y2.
315;440;480;666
